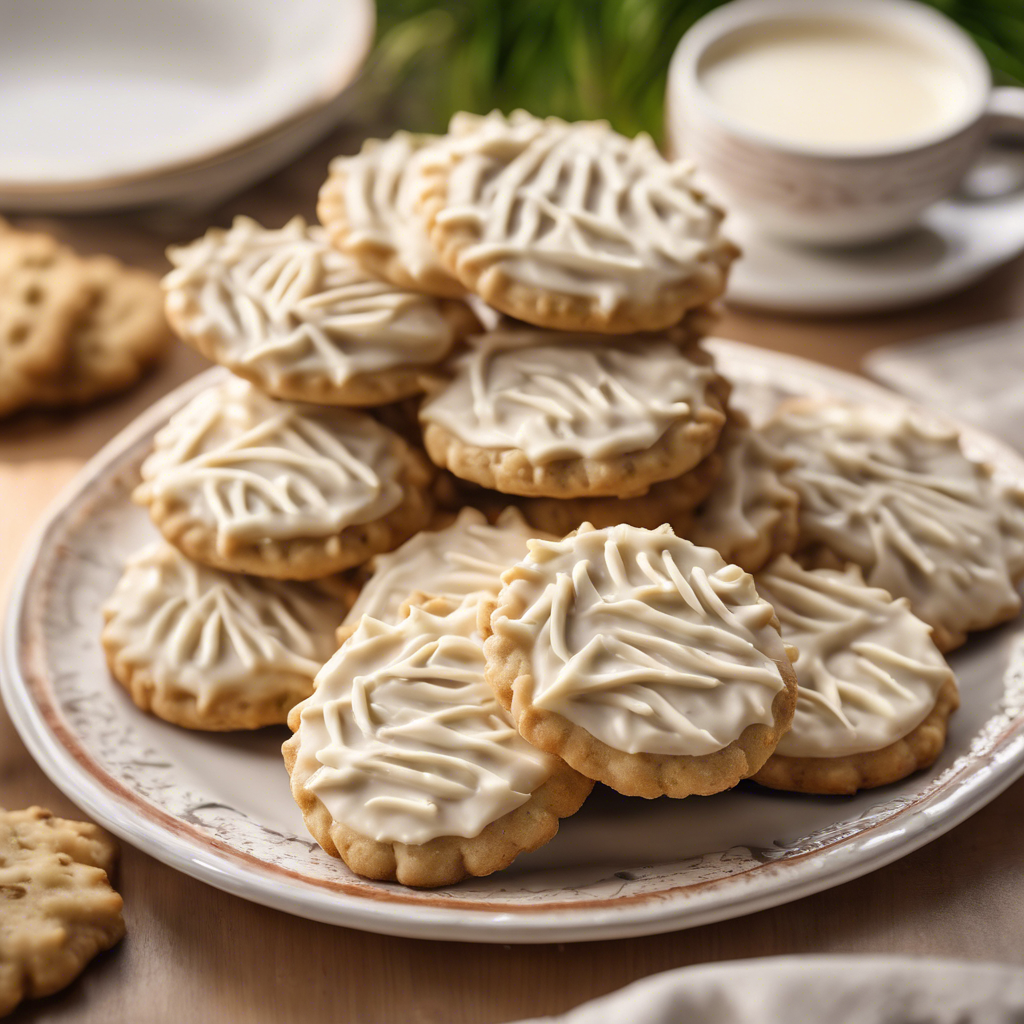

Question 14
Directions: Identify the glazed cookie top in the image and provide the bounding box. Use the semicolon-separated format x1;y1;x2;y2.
423;110;733;313
134;379;411;547
491;523;792;756
763;400;1021;638
319;133;463;296
686;416;798;566
419;331;722;462
292;600;557;845
103;542;347;701
342;507;540;628
163;215;458;388
756;557;955;758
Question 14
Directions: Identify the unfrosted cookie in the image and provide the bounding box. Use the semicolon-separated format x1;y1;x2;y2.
164;216;473;406
764;399;1023;651
318;132;465;298
0;807;124;1017
284;597;593;887
419;330;728;497
753;557;959;794
133;378;435;579
102;541;353;730
682;414;799;573
0;231;92;417
483;523;798;799
417;110;738;333
337;506;541;641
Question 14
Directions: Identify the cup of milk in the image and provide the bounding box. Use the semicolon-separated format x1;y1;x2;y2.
666;0;1024;245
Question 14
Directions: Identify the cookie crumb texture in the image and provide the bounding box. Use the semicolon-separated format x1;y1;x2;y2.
0;807;124;1017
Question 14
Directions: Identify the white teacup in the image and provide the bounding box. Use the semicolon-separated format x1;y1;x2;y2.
666;0;1024;245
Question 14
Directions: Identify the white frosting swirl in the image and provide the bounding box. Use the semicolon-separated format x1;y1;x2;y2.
293;600;556;845
756;556;955;758
135;379;406;550
494;524;790;756
764;401;1021;640
429;111;730;311
103;542;346;705
343;507;539;628
419;331;720;462
163;215;456;387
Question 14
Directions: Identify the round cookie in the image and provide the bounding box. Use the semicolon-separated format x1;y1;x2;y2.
133;378;435;580
419;330;728;498
163;216;473;406
417;109;738;333
752;556;959;795
0;807;124;1017
102;541;354;730
483;523;798;799
318;132;465;298
337;506;542;641
682;414;800;573
764;399;1023;651
284;597;594;887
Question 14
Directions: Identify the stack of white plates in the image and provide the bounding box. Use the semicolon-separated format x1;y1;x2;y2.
0;0;375;212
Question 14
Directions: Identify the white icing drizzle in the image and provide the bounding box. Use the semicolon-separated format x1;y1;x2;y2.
330;133;462;291
419;330;719;462
163;215;456;386
429;110;730;311
135;379;405;551
764;402;1021;639
343;507;539;627
756;556;955;758
686;417;797;566
495;523;790;756
293;600;556;845
103;542;346;708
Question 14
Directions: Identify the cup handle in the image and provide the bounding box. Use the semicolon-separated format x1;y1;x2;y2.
984;86;1024;141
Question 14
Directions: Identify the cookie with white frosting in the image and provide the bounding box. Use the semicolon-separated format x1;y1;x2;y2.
0;807;123;1017
284;597;593;887
419;330;728;498
102;542;353;730
764;399;1023;651
318;132;465;298
682;414;799;573
337;506;542;642
483;523;798;799
133;378;435;579
163;216;475;406
417;110;738;333
753;556;959;794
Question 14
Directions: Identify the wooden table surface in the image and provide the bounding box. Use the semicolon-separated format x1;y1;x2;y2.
4;127;1024;1024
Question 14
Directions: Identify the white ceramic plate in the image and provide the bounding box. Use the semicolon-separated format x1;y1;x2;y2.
5;341;1024;944
0;0;374;191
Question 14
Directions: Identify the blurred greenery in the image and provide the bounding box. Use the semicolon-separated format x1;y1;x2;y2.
371;0;1024;141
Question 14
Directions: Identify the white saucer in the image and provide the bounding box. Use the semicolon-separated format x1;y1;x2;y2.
724;150;1024;315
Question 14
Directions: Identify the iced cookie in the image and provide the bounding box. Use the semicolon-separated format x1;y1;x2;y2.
682;415;799;573
753;557;959;794
164;216;473;406
102;541;353;730
337;506;541;641
483;523;798;799
419;330;728;497
284;598;593;887
318;132;465;298
418;110;738;333
133;378;435;579
0;807;124;1017
764;399;1023;651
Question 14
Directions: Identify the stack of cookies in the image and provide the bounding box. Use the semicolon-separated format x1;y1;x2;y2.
0;225;171;417
100;109;1024;889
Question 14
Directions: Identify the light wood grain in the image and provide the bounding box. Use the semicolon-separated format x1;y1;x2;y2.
3;126;1024;1024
